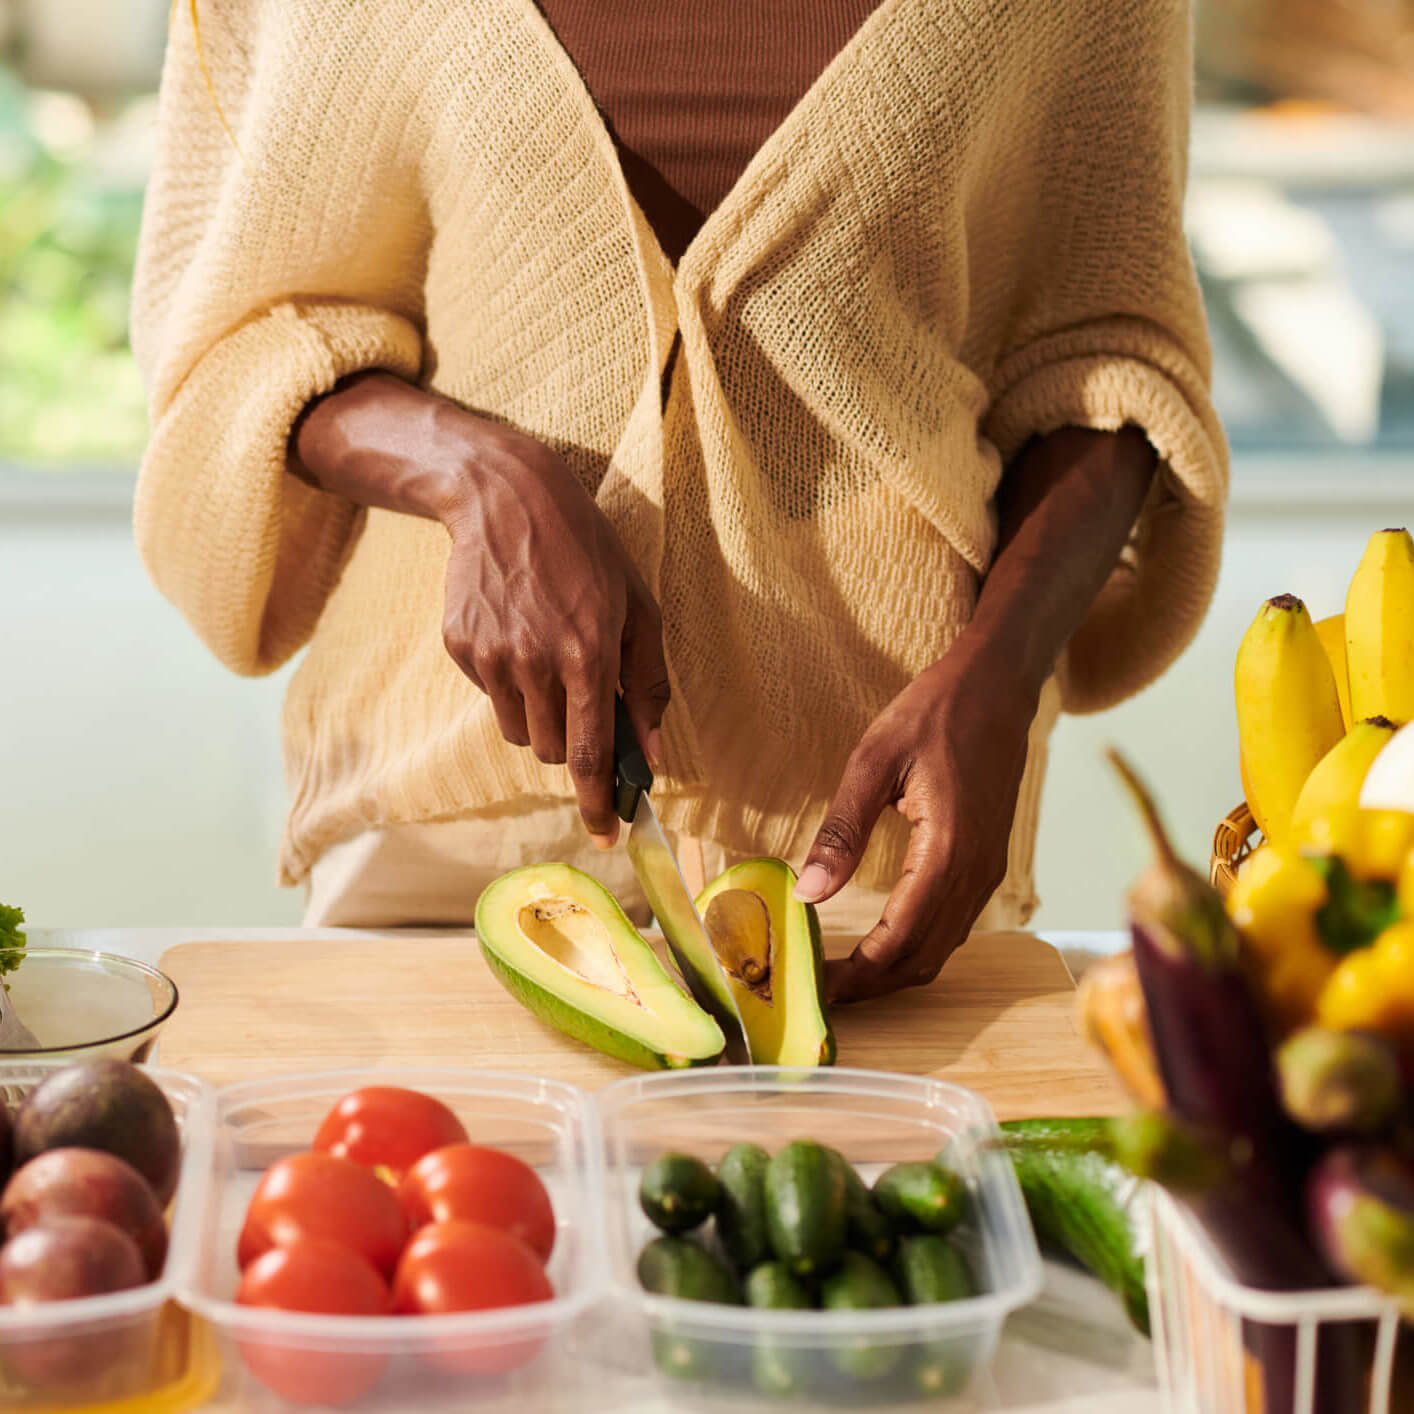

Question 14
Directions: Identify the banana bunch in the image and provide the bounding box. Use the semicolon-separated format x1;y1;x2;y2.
1235;527;1414;846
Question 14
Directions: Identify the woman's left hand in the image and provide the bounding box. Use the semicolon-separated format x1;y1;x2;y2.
795;637;1040;1003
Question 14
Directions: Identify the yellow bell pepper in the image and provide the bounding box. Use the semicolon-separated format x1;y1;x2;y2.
1316;921;1414;1043
1226;844;1338;1033
1296;807;1414;882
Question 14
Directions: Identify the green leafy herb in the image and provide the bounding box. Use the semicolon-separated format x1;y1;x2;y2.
0;904;26;977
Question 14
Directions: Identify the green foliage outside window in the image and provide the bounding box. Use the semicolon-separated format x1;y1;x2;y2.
0;68;148;467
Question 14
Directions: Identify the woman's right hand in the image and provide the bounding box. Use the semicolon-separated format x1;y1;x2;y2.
293;372;669;845
438;422;669;844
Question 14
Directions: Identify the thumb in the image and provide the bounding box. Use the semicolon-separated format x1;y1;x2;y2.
796;742;896;905
620;591;671;768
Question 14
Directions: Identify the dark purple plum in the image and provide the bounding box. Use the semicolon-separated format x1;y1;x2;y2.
3;1148;167;1279
12;1061;179;1205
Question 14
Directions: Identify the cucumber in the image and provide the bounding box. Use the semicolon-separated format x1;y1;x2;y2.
872;1161;968;1236
751;1341;810;1398
995;1117;1116;1152
637;1235;739;1304
638;1236;741;1385
822;1146;896;1264
891;1237;978;1396
1000;1118;1149;1335
819;1251;903;1379
908;1336;977;1400
766;1140;848;1278
640;1153;722;1234
744;1260;812;1310
717;1142;772;1270
649;1329;718;1382
745;1259;814;1396
891;1234;975;1305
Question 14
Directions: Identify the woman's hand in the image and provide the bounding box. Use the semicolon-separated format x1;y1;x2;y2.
796;424;1158;1002
795;637;1038;1003
438;423;668;844
293;372;669;845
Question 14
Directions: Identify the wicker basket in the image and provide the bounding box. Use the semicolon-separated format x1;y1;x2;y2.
1210;802;1259;897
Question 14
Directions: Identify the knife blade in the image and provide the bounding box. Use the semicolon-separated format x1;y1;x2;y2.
612;698;752;1064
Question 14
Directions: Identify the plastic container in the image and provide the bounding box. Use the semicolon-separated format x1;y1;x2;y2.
595;1067;1042;1410
1148;1188;1405;1414
0;1062;216;1413
181;1069;604;1413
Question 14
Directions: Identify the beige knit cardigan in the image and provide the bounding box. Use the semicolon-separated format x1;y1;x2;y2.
132;0;1228;896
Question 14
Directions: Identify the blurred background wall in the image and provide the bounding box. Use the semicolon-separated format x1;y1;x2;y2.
2;0;1412;927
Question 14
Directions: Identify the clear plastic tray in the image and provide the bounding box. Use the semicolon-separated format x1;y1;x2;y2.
0;1062;216;1413
594;1067;1042;1410
179;1068;604;1412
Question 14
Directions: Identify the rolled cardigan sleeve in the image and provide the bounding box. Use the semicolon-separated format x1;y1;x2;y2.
131;3;426;676
980;0;1229;715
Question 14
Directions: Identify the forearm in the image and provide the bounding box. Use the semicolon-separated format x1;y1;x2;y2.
291;370;496;523
956;425;1158;698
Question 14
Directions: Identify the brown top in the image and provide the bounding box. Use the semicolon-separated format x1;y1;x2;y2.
535;0;880;262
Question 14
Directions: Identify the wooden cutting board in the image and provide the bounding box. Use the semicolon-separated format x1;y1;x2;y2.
156;932;1122;1120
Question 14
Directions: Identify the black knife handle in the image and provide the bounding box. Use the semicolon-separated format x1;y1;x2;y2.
613;694;654;824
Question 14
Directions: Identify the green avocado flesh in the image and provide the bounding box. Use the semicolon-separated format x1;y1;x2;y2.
475;864;725;1069
695;859;835;1067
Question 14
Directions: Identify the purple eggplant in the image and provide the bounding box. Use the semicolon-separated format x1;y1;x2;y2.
1107;751;1303;1177
1306;1146;1414;1320
1278;1028;1402;1137
1109;751;1366;1414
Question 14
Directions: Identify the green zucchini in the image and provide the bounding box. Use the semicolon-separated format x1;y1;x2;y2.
1000;1117;1149;1335
766;1140;848;1278
639;1153;722;1234
716;1142;772;1269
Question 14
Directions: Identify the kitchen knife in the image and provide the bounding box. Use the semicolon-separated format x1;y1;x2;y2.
612;697;752;1064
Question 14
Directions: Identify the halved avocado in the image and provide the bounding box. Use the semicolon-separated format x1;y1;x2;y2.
695;859;836;1066
476;864;725;1069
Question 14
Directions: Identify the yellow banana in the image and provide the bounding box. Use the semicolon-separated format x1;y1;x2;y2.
1289;717;1398;846
1235;594;1346;845
1313;613;1353;730
1345;528;1414;726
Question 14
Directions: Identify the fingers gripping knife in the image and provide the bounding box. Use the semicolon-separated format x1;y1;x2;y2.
612;698;752;1064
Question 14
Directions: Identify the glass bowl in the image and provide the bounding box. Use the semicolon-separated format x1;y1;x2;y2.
0;949;178;1063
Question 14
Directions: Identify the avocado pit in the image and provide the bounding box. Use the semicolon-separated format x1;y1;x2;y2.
704;889;773;998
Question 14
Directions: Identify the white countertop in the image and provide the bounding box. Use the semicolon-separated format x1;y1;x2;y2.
19;925;1155;1414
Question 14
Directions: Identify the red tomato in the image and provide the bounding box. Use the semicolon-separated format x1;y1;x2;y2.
391;1220;553;1374
237;1152;407;1278
398;1144;555;1262
236;1237;390;1406
312;1087;469;1182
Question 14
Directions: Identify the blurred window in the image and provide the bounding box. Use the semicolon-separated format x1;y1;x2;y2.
0;0;1411;475
1190;0;1414;451
0;0;162;471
